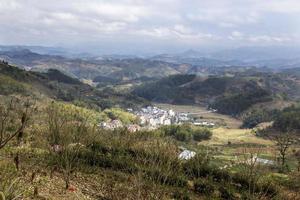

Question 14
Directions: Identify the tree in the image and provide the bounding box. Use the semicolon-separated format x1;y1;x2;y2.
236;147;278;199
274;132;293;170
0;97;34;150
46;102;95;189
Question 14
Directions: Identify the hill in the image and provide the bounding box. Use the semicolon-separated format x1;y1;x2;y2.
0;49;182;82
151;46;300;69
133;72;300;116
0;62;147;109
0;59;299;200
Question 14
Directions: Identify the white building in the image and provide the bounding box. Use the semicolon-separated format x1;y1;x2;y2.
168;109;175;117
163;119;171;125
178;150;196;160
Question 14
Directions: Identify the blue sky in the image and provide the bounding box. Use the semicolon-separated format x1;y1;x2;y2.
0;0;300;54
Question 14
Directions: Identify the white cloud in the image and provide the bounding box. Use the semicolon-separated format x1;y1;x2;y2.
72;2;149;23
0;0;299;50
134;25;216;42
229;31;244;40
248;35;291;43
0;0;20;11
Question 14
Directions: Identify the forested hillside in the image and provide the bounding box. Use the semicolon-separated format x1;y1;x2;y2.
0;62;147;109
133;72;300;116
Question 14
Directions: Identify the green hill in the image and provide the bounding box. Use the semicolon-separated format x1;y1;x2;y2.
0;62;147;109
133;73;300;116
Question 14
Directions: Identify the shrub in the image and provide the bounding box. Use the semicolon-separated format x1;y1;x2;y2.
242;109;279;128
210;168;231;182
194;179;215;195
175;130;192;142
193;128;212;141
183;154;211;178
231;173;278;198
162;125;178;137
255;180;278;198
161;124;212;142
272;105;300;131
79;150;138;174
231;173;250;190
0;75;27;95
103;108;137;124
0;178;23;200
0;165;23;200
172;190;191;200
144;169;187;187
219;185;236;200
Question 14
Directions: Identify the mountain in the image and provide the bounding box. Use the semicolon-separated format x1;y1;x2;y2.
212;46;300;62
0;49;181;82
3;46;300;90
0;61;147;109
151;46;300;69
150;52;243;67
0;45;70;57
133;71;300;116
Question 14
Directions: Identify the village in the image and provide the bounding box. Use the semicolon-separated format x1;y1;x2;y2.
99;106;216;132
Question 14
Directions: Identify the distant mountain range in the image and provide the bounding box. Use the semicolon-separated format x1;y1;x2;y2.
0;45;70;56
1;45;300;84
150;46;300;69
0;49;182;82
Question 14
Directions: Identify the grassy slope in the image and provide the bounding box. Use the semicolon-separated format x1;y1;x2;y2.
0;63;299;199
207;128;273;146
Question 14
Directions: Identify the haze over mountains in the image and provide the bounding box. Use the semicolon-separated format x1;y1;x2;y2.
2;45;300;117
1;45;300;83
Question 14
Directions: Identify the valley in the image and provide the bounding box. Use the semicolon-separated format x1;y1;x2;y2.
0;48;300;200
2;1;300;199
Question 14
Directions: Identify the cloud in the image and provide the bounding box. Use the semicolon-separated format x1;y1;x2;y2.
72;1;149;23
134;25;216;43
248;35;291;43
228;31;292;44
229;31;244;40
0;0;299;53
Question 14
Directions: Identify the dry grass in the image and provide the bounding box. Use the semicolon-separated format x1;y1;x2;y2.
156;103;274;147
2;164;171;200
201;127;274;146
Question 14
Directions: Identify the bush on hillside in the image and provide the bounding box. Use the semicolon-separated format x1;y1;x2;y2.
161;124;212;142
194;179;216;195
175;129;192;142
219;185;236;200
273;105;300;132
242;108;279;128
193;128;212;141
172;190;191;200
211;87;271;116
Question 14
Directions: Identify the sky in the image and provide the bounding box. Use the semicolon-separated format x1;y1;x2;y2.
0;0;300;54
